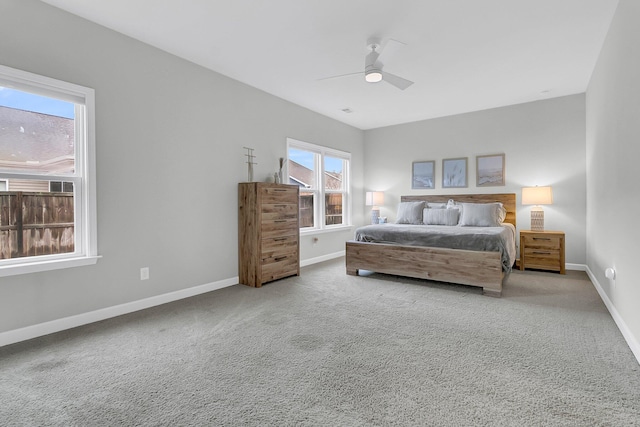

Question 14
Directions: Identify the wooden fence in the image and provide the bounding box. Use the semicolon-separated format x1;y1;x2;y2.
299;193;343;227
0;192;74;259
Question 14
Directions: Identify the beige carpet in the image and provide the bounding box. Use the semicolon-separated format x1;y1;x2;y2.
1;258;639;426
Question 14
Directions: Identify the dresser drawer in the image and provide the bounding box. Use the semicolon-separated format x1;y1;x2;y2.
261;218;299;238
261;247;298;264
261;203;298;221
262;235;298;253
261;256;299;283
260;186;298;204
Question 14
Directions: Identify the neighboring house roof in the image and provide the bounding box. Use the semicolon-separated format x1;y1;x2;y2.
0;106;74;173
288;159;342;189
288;160;313;187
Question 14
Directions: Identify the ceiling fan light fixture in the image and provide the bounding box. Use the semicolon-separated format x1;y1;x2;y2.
365;69;382;83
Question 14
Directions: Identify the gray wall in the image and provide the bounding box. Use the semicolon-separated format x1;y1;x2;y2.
364;95;587;265
586;0;640;353
0;0;364;333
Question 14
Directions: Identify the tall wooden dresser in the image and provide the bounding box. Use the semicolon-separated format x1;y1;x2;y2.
238;183;300;287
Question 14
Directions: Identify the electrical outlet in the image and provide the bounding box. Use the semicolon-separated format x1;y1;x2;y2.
140;267;149;280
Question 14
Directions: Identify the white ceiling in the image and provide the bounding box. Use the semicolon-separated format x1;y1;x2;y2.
40;0;619;130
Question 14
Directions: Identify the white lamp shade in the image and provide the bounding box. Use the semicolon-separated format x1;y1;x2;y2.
522;186;553;205
366;191;384;206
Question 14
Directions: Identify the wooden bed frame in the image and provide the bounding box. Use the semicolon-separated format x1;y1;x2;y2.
346;193;516;297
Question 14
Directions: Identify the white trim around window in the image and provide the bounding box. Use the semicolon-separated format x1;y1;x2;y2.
0;64;99;277
286;137;351;233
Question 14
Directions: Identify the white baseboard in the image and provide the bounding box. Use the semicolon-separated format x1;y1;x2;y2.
566;263;587;271
0;276;238;348
300;251;345;267
586;266;640;365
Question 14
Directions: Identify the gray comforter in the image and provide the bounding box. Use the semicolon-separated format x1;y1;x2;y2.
354;223;517;272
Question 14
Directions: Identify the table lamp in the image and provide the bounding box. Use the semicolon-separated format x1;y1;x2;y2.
522;186;553;231
365;191;384;224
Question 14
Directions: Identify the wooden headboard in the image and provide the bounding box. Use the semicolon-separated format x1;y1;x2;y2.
401;193;516;227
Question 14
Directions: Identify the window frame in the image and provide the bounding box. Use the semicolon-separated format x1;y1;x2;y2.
0;64;99;277
286;137;351;233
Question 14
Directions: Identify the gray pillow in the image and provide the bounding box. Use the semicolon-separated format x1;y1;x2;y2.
458;202;504;227
395;201;425;224
423;208;460;226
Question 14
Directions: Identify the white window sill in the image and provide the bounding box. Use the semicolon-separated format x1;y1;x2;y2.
0;255;101;278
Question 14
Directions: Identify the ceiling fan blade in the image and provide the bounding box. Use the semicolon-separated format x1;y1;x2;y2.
382;71;414;90
317;71;363;81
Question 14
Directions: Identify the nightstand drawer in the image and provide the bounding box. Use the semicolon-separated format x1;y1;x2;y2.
523;249;562;271
524;247;559;257
522;235;561;250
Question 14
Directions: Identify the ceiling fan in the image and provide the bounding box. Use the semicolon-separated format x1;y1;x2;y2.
320;38;414;90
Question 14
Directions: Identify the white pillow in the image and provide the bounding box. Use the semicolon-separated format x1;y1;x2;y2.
458;202;504;227
423;208;460;226
497;204;507;223
426;202;447;209
395;201;425;224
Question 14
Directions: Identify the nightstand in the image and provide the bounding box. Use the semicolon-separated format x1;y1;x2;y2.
519;230;565;274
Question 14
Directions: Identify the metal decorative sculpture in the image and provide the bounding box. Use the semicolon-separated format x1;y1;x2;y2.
243;147;256;182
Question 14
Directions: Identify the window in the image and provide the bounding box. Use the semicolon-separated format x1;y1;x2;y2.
0;64;98;276
50;181;74;193
287;138;351;231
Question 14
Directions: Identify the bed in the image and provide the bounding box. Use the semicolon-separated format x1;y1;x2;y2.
346;193;516;297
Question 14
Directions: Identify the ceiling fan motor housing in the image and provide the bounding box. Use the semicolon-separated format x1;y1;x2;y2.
365;46;382;83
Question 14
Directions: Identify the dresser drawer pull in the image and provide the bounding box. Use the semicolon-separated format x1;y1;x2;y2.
274;189;287;192
274;256;288;262
532;251;551;255
532;237;552;241
273;237;288;241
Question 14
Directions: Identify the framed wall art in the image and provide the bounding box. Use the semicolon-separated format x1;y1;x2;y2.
476;154;505;187
442;157;468;188
412;160;435;189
